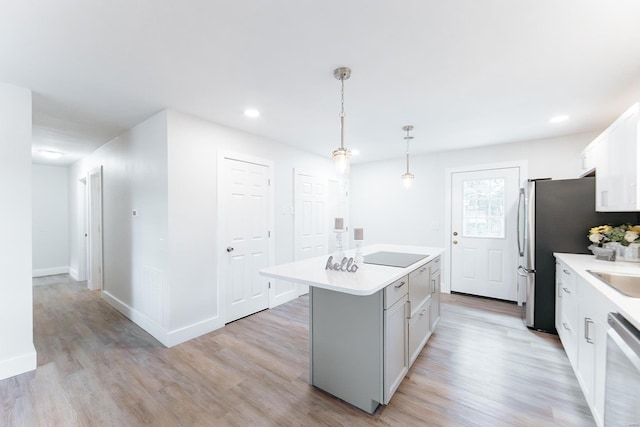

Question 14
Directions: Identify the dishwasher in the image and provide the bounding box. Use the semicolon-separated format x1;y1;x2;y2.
605;312;640;426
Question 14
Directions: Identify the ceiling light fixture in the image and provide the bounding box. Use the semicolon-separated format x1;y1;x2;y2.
549;114;568;123
332;67;352;175
401;125;415;189
39;150;64;159
244;109;260;118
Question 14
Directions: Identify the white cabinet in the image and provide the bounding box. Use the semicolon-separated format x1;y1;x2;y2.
384;293;409;403
578;139;597;177
594;103;640;211
555;259;614;427
556;259;578;369
576;275;616;426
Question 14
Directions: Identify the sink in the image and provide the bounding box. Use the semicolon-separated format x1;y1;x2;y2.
588;270;640;298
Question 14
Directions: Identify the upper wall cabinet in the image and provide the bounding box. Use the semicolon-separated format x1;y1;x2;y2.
594;103;640;212
578;138;597;178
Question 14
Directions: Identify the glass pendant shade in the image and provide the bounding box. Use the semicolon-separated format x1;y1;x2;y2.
401;172;414;188
333;147;351;174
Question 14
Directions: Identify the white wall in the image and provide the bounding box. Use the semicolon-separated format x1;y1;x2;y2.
68;109;334;347
350;132;595;291
0;82;37;380
32;164;69;277
69;111;169;341
165;110;334;345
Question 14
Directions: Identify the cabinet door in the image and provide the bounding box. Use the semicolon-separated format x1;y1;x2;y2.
430;269;441;330
594;133;611;210
555;261;563;331
408;298;431;367
596;103;640;211
556;261;578;369
577;278;616;426
408;264;430;315
578;141;596;177
384;295;408;404
577;281;597;407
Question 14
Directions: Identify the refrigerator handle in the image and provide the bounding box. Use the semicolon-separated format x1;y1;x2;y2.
518;265;535;276
517;188;525;257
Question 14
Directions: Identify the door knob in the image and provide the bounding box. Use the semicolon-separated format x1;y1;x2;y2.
453;240;458;245
227;247;234;252
453;231;458;236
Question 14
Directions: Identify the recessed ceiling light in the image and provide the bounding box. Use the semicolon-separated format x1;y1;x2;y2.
549;115;569;123
244;109;260;118
38;150;64;159
351;149;360;156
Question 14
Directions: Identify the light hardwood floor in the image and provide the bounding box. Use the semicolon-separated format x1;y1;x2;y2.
0;276;595;426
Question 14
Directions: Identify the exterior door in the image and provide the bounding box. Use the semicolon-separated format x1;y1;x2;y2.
222;157;271;323
450;167;520;301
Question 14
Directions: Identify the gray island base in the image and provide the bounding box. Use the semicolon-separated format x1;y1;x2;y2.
260;244;445;414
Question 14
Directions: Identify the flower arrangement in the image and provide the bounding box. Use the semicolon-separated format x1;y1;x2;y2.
588;224;640;247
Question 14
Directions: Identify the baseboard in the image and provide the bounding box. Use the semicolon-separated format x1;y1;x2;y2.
101;291;224;348
164;315;224;347
69;268;79;280
0;347;37;381
32;266;69;278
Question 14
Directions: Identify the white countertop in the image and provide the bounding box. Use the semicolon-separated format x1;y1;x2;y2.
554;252;640;330
260;244;446;296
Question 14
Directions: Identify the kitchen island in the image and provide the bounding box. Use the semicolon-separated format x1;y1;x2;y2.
260;244;445;413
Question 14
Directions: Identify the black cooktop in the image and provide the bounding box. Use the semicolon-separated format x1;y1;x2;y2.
363;251;428;268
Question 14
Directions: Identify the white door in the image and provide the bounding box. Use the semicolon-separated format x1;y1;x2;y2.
88;167;103;291
222;157;271;323
450;167;520;301
294;171;329;296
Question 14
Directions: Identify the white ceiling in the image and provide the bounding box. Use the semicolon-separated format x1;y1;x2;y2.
3;0;640;167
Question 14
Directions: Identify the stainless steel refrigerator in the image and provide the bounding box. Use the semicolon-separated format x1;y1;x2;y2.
517;177;639;333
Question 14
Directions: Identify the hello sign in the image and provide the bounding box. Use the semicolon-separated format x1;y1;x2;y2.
325;256;359;273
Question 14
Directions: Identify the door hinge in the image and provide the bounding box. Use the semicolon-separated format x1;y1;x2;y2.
268;230;271;238
268;179;271;186
268;281;272;289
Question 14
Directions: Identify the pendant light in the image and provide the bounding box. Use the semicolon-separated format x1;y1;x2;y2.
332;67;352;175
401;125;415;188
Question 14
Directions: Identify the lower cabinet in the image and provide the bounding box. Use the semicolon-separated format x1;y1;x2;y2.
556;260;578;369
555;258;615;427
384;294;409;403
309;256;442;414
407;256;441;367
576;276;615;425
408;298;431;366
430;264;441;331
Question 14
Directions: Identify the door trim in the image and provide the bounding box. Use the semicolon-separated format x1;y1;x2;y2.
444;160;528;302
216;151;275;323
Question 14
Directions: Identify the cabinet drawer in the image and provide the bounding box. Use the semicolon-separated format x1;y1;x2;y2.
558;264;576;294
558;311;578;369
408;298;431;367
408;263;430;313
430;256;441;274
385;275;408;309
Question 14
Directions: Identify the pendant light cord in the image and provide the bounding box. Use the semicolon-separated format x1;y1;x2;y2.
340;76;345;151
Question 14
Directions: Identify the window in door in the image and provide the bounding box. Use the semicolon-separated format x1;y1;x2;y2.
462;178;505;239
